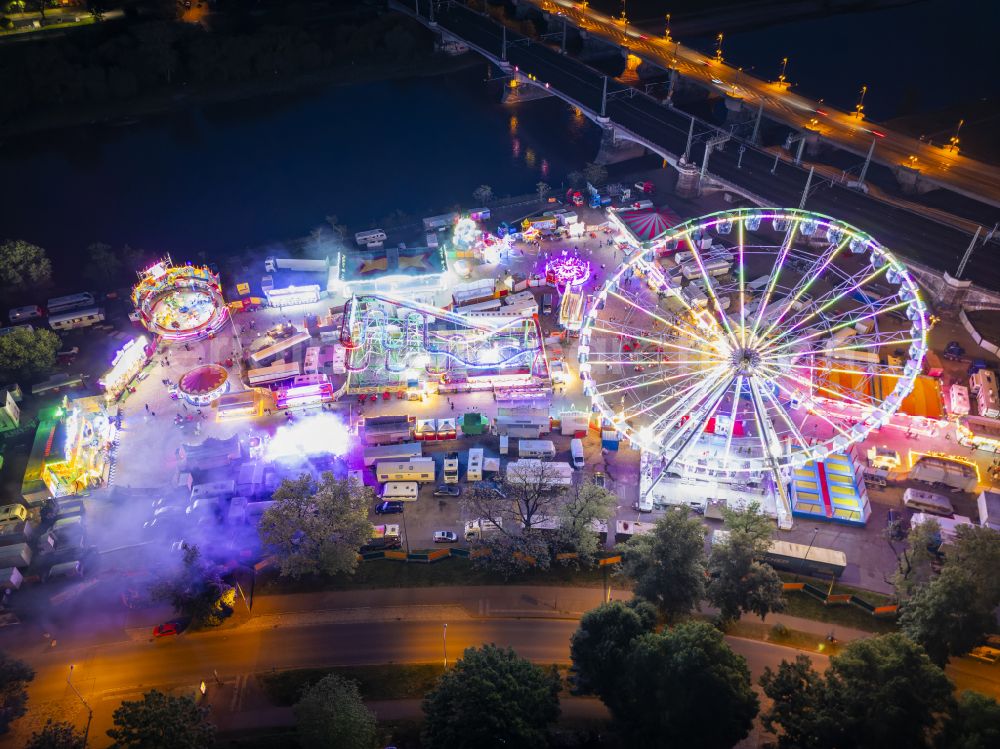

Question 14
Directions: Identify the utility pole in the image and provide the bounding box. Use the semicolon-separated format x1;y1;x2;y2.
795;137;806;165
858;135;876;185
770;150;780;174
799;166;814;209
683;116;695;161
750;100;764;144
600;75;608;117
955;226;983;279
443;623;449;668
561;18;567;54
429;0;435;25
501;25;507;62
737;144;746;169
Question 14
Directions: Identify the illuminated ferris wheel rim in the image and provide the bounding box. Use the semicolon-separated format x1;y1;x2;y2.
579;207;930;474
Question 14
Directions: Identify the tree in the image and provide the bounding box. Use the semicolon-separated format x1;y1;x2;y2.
151;544;234;628
569;599;656;699
947;524;1000;604
26;719;85;749
0;239;52;292
554;480;617;566
84;242;122;287
472;184;494;204
937;691;1000;749
258;473;374;578
760;634;955;749
566;170;585;188
900;566;996;666
892;515;941;600
461;461;568;534
619;508;706;622
707;501;784;623
0;651;34;734
470;532;552;579
582;162;607;187
422;645;560;749
107;690;215;749
294;674;376;749
612;622;758;748
536;181;551;202
0;326;60;383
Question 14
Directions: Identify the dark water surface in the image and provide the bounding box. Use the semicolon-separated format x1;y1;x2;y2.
0;64;600;267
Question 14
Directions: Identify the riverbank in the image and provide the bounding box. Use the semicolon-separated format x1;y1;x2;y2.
0;50;481;141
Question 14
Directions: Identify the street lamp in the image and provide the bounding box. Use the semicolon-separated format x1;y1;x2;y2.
854;85;867;120
777;57;788;87
67;665;93;747
947;119;963;154
801;526;819;576
714;32;724;63
664;13;671;41
442;623;448;668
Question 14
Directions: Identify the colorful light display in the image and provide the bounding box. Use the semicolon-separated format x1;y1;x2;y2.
99;335;149;400
178;364;230;406
579;208;928;477
131;256;229;341
545;251;591;288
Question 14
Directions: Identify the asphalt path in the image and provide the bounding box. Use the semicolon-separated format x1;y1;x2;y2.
410;2;1000;290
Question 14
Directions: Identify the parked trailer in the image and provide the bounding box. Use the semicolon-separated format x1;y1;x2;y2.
381;482;419;501
518;439;556;459
909;455;978;493
902;488;955;516
467;448;484;482
248;331;311;366
0;543;32;569
48;307;105;331
248;361;301;386
362;442;422;467
506;459;573;489
264;257;329;273
375;458;436;483
46;292;96;315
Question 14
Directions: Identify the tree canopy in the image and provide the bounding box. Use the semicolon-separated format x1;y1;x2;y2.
0;239;52;292
106;689;215;749
26;719;85;749
259;472;374;578
612;621;758;749
294;674;376;749
554;480;617;567
0;326;61;384
937;691;1000;749
461;461;569;534
760;634;955;749
619;508;706;621
569;599;657;699
0;651;34;734
422;645;561;749
707;501;784;623
151;543;234;628
472;184;494;204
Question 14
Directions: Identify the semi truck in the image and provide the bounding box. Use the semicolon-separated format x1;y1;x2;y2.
264;257;329;273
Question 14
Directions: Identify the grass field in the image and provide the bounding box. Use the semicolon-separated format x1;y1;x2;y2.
258;664;447;706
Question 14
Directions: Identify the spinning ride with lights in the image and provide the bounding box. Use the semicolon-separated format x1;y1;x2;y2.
132;256;229;341
580;208;929;484
546;251;591;331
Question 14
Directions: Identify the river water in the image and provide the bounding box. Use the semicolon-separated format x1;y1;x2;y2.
1;0;993;273
0;63;600;269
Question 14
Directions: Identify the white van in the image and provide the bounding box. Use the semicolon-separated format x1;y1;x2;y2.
8;305;44;323
570;439;585;469
47;560;83;581
467;448;484;482
633;493;653;513
903;488;954;516
518;439;556;459
381;482;419;501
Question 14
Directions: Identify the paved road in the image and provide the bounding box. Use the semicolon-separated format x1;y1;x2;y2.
404;2;1000;290
528;0;1000;207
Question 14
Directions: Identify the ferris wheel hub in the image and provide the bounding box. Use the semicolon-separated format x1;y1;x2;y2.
729;347;763;375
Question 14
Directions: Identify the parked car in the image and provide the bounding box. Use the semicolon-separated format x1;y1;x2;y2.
433;531;458;543
152;620;184;638
375;501;404;515
434;485;461;497
944;341;965;361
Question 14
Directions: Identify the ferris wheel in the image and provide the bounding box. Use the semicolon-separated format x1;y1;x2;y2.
579;208;929;477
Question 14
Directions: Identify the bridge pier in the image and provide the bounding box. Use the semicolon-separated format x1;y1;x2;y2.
892;165;936;196
674;159;701;198
500;74;554;104
594;127;647;165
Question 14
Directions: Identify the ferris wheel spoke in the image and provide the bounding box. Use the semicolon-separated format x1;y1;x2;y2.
589;324;728;360
593;366;706;398
737;220;747;348
762;371;858;442
756;235;851;343
755;377;814;460
719;375;743;471
673;374;736;465
658;374;736;459
615;365;723;424
637;364;731;435
761;332;921;364
745;377;787;472
761;361;879;414
747;218;800;347
759;263;892;352
605;288;719;348
760;299;913;358
680;233;741;351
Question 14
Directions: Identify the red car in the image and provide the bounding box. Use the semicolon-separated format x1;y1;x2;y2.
152;621;182;638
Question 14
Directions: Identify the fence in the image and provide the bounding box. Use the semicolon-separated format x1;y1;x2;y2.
783;582;898;618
